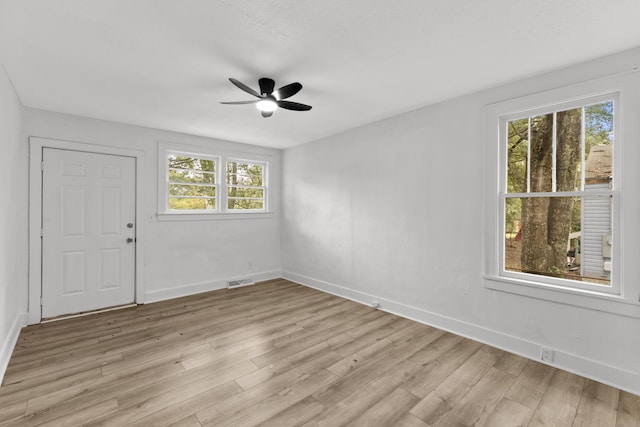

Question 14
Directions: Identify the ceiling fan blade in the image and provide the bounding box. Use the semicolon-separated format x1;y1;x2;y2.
277;100;312;111
229;78;260;98
276;82;302;100
259;78;275;95
261;110;274;118
220;100;259;105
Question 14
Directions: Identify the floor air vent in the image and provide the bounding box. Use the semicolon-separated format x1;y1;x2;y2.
227;278;255;288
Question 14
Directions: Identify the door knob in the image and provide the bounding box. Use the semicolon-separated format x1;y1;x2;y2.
127;238;134;243
127;223;134;228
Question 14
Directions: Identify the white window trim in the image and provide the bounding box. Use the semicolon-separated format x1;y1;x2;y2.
483;72;640;318
157;141;273;220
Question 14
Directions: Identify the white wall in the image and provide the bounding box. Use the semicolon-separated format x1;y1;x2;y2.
0;65;28;381
282;48;640;394
24;108;282;304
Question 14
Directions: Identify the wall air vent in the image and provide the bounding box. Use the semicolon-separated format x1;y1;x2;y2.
227;278;255;288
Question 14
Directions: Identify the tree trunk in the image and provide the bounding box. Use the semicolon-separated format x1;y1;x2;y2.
520;109;581;275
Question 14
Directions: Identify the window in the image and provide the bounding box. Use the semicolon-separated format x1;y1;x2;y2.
226;159;266;211
167;152;218;211
497;93;619;295
484;71;640;316
160;144;269;215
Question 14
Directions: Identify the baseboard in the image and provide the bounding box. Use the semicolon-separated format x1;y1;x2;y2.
0;312;27;386
282;270;640;396
144;270;282;303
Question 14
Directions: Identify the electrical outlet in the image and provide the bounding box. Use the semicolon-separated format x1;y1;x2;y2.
540;346;554;363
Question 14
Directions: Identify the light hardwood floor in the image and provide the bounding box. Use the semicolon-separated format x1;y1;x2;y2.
1;279;638;426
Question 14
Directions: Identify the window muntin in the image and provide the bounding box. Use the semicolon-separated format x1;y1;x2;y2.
226;160;266;211
167;153;218;211
501;98;616;292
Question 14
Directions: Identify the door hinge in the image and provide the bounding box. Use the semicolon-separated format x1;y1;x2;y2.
41;160;44;171
40;297;43;306
40;228;43;238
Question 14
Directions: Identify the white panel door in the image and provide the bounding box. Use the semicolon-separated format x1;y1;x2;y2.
42;148;136;318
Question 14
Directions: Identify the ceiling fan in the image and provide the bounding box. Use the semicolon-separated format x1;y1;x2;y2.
221;77;312;118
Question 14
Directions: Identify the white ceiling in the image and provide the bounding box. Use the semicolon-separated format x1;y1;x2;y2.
1;0;639;149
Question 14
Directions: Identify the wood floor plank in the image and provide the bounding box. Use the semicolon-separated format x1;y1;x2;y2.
572;380;619;427
616;391;640;427
0;400;27;425
3;352;123;386
195;351;342;424
403;338;484;399
313;326;446;407
36;398;119;427
432;367;517;426
409;347;498;424
528;369;586;426
302;359;422;427
24;362;185;425
204;369;339;427
349;387;421;426
259;396;326;427
167;415;203;427
89;379;243;426
236;341;333;390
481;397;533;427
1;280;635;427
502;360;555;412
0;366;102;408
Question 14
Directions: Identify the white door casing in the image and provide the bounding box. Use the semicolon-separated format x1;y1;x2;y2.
41;148;136;318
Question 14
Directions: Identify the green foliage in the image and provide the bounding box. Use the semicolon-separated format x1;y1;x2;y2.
168;155;216;210
169;197;216;210
166;156;266;211
584;101;613;151
227;161;265;210
504;101;613;278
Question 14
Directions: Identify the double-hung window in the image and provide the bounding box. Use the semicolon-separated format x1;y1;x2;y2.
226;159;267;211
160;145;269;215
500;95;617;293
484;69;640;317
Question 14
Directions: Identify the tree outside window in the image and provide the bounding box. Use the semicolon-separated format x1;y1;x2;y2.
504;101;614;286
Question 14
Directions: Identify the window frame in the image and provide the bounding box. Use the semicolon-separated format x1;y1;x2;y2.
158;142;272;219
497;93;620;295
483;72;640;317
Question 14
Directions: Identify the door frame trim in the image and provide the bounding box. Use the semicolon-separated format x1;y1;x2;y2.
29;137;146;325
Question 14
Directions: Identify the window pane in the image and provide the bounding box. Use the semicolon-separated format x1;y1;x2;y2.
169;155;215;172
505;195;610;286
168;155;216;185
227;187;264;198
169;184;216;197
555;108;582;192
529;114;554;192
507;118;529;193
584;101;614;188
228;199;264;210
227;174;264;186
169;197;216;210
226;162;263;186
169;169;215;184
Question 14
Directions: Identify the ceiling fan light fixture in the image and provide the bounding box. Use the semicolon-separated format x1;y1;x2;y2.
256;98;278;112
223;77;311;117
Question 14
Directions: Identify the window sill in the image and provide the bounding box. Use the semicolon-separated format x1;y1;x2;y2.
156;212;275;221
483;275;640;319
